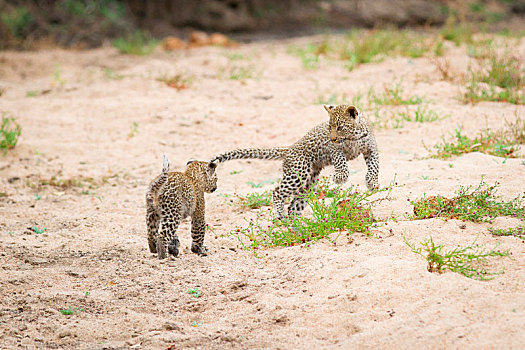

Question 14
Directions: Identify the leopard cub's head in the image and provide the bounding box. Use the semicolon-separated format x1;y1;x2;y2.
185;160;218;193
324;104;367;143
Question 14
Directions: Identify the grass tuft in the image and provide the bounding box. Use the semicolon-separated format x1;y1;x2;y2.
403;235;509;280
0;113;22;152
488;226;525;240
236;191;272;210
230;178;396;252
430;115;525;159
411;179;525;222
157;74;193;90
187;288;201;298
440;16;474;46
113;31;158;55
60;306;84;315
367;82;424;106
463;50;524;105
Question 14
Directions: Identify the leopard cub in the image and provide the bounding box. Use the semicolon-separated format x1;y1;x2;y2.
146;155;217;259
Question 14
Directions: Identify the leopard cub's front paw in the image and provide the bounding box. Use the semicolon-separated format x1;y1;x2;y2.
191;244;209;256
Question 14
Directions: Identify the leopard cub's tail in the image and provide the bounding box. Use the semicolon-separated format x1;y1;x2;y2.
146;155;170;201
211;147;288;164
162;154;170;175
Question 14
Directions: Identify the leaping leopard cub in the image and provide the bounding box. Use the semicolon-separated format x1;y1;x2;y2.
146;155;218;259
211;104;379;218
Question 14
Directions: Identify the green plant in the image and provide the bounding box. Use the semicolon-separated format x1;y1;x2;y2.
440;16;474;46
488;226;525;240
230;178;396;252
236;191;272;210
411;179;525;222
0;114;22;152
187;288;201;298
463;50;524;105
157;74;192;90
31;226;46;234
38;174;98;189
229;65;255;80
430;116;524;159
287;43;322;69
229;170;243;175
289;30;439;73
341;30;434;71
113;31;158;55
314;93;350;105
103;68;124;80
367;82;423;106
128;122;138;139
0;6;34;39
191;321;202;327
26;90;41;97
53;64;65;88
246;179;276;188
397;105;443;124
403;235;509;280
60;306;84;315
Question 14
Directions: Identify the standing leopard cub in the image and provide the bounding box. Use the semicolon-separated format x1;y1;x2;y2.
211;104;379;218
146;155;217;259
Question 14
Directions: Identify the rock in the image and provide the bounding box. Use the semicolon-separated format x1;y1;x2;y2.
210;33;230;46
353;0;446;26
163;36;186;51
163;322;181;331
58;330;71;338
188;31;210;47
274;314;289;324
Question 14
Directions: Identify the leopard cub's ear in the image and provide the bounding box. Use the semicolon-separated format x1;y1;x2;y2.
323;105;335;113
187;159;197;165
347;105;359;119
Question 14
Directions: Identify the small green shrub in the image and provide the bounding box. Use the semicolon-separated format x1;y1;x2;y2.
0;6;34;39
411;179;525;223
430;115;525;159
367;82;423;106
113;31;158;55
157;74;193;90
60;306;84;315
287;43;321;69
187;288;201;298
440;16;474;46
397;105;443;123
488;227;525;240
230;178;396;252
290;30;441;72
403;235;509;280
236;191;272;210
463;50;524;105
341;30;435;71
0;114;22;152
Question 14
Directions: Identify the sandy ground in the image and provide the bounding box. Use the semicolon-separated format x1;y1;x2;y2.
0;33;524;349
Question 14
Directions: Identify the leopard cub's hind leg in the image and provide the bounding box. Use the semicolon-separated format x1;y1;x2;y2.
156;202;182;259
146;193;160;253
190;213;208;256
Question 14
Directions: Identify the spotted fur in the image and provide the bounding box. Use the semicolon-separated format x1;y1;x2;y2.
146;156;218;259
211;104;379;218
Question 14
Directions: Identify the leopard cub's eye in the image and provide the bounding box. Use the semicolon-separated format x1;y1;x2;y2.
337;125;343;132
